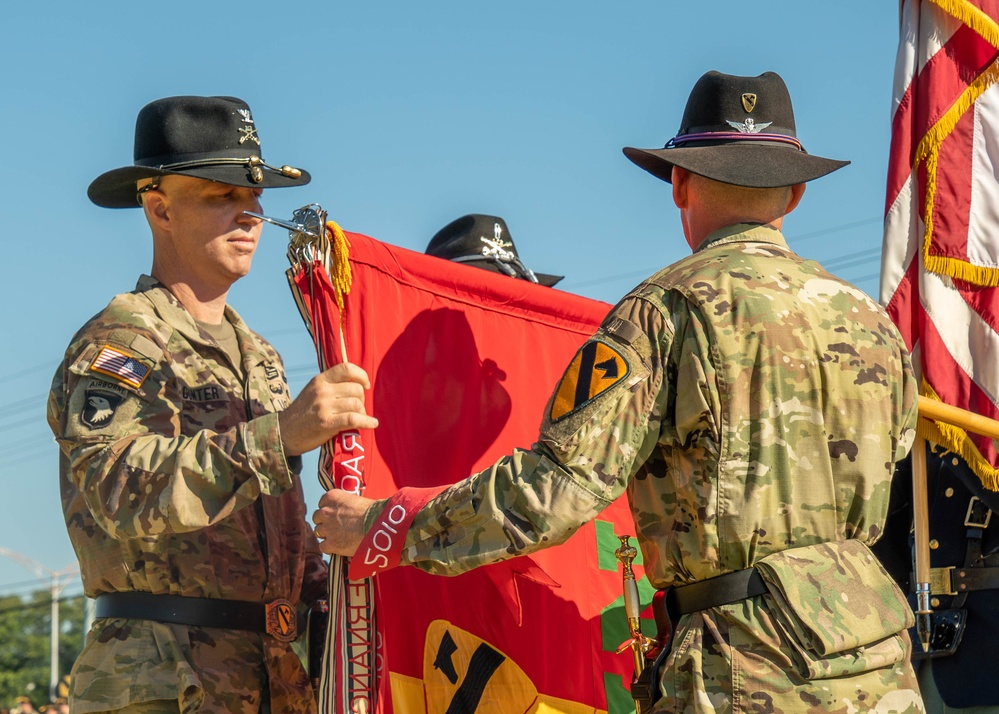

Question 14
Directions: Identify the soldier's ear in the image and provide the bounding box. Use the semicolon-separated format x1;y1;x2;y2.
143;189;172;231
785;183;806;216
672;167;689;209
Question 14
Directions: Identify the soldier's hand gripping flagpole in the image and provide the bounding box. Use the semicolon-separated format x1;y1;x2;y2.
264;205;380;714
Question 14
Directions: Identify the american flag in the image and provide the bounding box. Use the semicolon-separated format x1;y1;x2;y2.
90;345;150;389
881;0;999;489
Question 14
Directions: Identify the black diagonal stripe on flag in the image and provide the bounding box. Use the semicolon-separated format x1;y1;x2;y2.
443;643;505;714
434;630;460;685
550;339;630;421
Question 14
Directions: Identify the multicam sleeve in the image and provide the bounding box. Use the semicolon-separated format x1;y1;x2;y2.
894;331;919;462
53;338;296;540
376;295;674;575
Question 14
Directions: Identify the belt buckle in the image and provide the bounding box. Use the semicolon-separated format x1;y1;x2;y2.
929;566;957;596
964;496;992;529
265;599;298;642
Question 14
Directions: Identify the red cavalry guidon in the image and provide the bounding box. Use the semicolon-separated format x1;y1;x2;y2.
304;230;660;714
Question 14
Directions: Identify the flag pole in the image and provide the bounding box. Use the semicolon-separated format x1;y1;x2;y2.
910;427;932;651
918;395;999;440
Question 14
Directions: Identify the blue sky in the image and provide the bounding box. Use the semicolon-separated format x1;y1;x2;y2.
0;2;899;596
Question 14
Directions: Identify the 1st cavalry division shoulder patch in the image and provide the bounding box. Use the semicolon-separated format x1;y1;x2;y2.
550;340;629;421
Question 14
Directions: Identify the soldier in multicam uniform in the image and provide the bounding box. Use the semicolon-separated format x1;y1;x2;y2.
314;71;925;712
48;96;377;714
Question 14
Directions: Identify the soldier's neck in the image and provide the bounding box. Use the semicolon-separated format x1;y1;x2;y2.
160;279;230;324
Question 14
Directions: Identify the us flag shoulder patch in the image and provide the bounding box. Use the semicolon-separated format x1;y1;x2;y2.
89;346;151;389
550;340;629;421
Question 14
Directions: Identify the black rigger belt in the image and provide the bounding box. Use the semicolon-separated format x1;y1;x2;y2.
656;567;768;632
95;592;301;642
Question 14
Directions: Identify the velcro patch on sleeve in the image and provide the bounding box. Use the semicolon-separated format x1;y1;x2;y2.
80;383;126;430
89;345;151;389
550;340;630;421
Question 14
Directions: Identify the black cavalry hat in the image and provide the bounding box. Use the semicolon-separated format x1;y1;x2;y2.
426;214;563;287
88;95;311;208
623;71;848;188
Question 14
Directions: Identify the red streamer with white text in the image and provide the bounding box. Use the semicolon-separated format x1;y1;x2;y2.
287;247;379;714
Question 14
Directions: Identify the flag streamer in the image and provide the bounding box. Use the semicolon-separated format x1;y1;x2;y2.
285;208;379;714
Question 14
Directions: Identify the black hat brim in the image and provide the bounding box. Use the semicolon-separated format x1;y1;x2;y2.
623;143;849;188
87;163;312;209
534;272;564;288
462;258;563;287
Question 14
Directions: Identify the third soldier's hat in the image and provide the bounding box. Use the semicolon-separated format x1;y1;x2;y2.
426;214;563;287
624;71;848;188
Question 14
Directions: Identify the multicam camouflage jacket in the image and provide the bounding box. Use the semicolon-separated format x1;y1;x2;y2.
368;224;924;712
48;275;326;714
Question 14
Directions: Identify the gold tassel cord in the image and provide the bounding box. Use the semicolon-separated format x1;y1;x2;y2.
322;219;353;365
326;220;353;312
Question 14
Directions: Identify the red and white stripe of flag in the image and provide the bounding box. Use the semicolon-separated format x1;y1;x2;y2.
882;0;999;486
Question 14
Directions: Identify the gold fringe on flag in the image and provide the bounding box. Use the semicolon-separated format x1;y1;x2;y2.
919;380;999;491
931;0;999;49
914;0;999;287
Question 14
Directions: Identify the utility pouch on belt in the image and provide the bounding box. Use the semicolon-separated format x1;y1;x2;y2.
307;599;329;692
910;607;966;659
756;539;914;680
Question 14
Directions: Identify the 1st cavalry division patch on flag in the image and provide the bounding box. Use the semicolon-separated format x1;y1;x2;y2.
89;345;151;389
550;340;629;421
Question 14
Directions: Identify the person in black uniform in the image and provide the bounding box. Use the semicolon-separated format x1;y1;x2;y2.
874;445;999;713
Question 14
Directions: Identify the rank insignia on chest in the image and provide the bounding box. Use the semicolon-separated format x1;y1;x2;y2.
89;345;151;389
550;339;629;421
263;364;286;395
